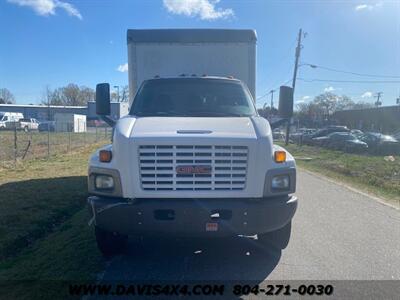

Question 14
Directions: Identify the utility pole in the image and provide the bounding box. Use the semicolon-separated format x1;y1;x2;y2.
285;28;304;145
270;90;274;110
374;92;383;107
269;89;274;121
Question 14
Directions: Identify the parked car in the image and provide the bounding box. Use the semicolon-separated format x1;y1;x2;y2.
311;135;330;147
393;131;400;141
322;132;368;153
313;126;350;138
304;126;350;145
38;121;55;132
290;128;316;144
359;132;400;155
273;128;286;141
19;118;39;132
350;129;363;138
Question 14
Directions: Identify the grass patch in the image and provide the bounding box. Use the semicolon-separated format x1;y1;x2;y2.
0;129;111;165
280;143;400;207
0;143;107;299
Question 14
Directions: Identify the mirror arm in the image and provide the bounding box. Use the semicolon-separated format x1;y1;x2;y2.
100;115;116;127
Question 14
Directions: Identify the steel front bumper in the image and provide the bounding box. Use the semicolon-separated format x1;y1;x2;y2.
88;195;297;237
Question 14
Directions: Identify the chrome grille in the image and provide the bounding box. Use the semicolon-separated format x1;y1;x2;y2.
138;145;248;191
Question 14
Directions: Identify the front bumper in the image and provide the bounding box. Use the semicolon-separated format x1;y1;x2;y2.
88;195;297;237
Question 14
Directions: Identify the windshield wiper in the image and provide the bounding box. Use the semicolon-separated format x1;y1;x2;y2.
188;111;249;117
135;111;188;117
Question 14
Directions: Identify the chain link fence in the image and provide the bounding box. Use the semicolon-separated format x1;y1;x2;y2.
0;121;112;168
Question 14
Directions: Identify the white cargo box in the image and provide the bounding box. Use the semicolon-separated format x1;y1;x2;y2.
54;113;86;132
127;29;257;105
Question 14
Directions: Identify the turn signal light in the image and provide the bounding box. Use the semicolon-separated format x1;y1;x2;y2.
274;151;286;163
99;150;112;163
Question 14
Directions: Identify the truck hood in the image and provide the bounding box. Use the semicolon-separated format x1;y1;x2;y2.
128;117;258;139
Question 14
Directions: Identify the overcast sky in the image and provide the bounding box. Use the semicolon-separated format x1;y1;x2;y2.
1;0;399;107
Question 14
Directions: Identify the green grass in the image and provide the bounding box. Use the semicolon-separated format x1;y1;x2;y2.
280;143;400;207
0;144;107;299
0;129;111;165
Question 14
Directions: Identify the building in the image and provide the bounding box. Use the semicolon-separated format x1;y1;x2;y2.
87;101;129;121
0;101;129;122
0;104;86;121
334;105;400;133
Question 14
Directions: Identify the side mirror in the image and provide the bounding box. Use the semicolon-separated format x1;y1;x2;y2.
278;86;294;119
96;83;111;116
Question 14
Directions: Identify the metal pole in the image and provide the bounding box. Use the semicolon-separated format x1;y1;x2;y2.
14;124;17;167
47;124;50;158
270;90;274;110
269;90;274;121
47;95;50;159
286;28;303;145
84;120;87;145
68;123;71;152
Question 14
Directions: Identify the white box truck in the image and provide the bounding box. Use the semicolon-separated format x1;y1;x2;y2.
127;29;256;103
88;29;297;256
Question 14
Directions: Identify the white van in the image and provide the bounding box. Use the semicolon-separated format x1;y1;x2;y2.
0;112;24;129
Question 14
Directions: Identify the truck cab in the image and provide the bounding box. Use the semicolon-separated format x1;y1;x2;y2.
88;29;297;256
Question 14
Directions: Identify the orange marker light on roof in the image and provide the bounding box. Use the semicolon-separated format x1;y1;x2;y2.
99;150;112;163
274;150;286;163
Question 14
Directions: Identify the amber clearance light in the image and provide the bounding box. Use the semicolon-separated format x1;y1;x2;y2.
274;150;286;163
99;150;112;163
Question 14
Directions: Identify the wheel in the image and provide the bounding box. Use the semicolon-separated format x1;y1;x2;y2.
257;221;292;249
24;126;29;132
95;226;127;257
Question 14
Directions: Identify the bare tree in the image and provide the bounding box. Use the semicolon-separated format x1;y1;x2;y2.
120;85;129;102
62;84;82;106
0;88;15;104
79;86;95;104
41;84;95;106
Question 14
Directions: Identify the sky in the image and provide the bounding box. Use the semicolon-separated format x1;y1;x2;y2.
0;0;399;108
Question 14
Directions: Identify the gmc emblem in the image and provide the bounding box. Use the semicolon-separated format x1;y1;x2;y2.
176;165;212;175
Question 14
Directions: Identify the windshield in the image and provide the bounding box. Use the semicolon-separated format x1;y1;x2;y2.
130;78;256;117
0;113;4;121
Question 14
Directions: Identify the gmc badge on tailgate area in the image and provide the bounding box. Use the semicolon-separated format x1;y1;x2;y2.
176;165;212;175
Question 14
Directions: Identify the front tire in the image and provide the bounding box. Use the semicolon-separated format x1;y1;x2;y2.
257;221;292;249
95;226;127;257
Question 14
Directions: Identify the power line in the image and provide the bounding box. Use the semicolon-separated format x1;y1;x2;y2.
301;63;400;79
257;79;292;101
298;78;400;83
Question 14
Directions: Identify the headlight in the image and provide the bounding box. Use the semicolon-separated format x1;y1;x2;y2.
271;175;290;191
95;175;114;190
